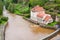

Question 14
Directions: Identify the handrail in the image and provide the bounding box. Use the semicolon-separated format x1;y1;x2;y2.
40;28;60;40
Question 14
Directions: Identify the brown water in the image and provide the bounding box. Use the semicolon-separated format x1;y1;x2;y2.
3;7;60;40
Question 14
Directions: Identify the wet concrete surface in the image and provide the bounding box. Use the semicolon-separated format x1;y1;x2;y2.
3;8;60;40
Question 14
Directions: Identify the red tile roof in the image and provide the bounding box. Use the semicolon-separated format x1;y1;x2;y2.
37;13;52;21
37;13;46;18
31;5;44;12
44;15;51;21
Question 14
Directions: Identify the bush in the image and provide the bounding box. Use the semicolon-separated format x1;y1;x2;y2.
47;21;57;26
1;17;8;21
0;17;8;24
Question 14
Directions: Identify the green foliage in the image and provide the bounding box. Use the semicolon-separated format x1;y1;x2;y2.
47;21;57;26
0;17;8;24
5;1;9;9
21;6;29;13
57;22;60;25
5;0;14;9
30;0;49;7
12;0;18;3
0;19;2;23
8;3;14;13
55;0;60;4
0;1;3;15
1;17;8;21
54;4;60;11
44;6;52;10
14;4;29;15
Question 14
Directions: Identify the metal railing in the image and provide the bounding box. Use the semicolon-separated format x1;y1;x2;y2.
40;28;60;40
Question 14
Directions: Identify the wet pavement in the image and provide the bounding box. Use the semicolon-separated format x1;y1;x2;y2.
3;7;60;40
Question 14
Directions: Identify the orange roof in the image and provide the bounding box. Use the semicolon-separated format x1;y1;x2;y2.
37;13;52;21
31;5;44;12
37;13;46;18
44;15;51;21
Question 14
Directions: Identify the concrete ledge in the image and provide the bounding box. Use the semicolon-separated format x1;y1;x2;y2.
23;17;39;24
0;22;8;40
40;29;60;40
23;18;57;29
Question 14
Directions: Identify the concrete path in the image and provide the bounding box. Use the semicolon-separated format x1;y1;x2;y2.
3;9;46;40
3;6;60;40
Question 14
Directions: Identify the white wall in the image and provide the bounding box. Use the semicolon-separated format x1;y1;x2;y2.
30;11;39;21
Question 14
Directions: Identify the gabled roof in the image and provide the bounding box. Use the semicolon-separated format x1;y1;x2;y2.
44;15;51;21
37;13;52;21
37;13;46;18
31;5;44;12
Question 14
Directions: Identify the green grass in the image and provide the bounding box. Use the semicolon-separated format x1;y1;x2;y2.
47;21;57;27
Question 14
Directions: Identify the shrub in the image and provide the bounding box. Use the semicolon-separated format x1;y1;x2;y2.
47;21;57;26
1;17;8;21
0;16;8;24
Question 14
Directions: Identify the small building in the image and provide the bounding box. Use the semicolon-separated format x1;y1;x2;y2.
30;5;53;25
37;13;53;25
30;5;45;21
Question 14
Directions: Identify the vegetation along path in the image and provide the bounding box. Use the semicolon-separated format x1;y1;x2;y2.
3;7;60;40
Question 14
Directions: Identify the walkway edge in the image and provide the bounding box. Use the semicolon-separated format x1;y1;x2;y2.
40;29;60;40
